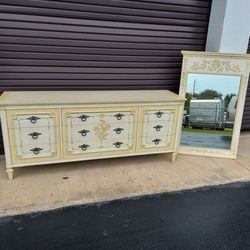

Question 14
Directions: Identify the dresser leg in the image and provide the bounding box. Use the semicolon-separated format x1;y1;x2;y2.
6;168;14;180
170;153;177;162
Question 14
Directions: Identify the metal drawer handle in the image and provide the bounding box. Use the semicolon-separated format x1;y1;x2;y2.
78;114;90;122
26;116;40;124
30;147;43;155
28;132;42;139
78;129;90;136
114;113;124;120
152;139;161;145
79;144;90;151
113;141;123;148
155;111;164;118
113;128;124;134
154;125;163;131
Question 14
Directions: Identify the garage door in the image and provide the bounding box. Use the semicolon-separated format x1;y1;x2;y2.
241;40;250;130
0;0;212;153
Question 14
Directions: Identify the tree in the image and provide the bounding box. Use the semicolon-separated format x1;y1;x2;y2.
184;92;193;112
196;89;222;99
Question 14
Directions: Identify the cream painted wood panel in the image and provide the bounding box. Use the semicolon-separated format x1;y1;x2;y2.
0;90;184;179
6;109;60;165
62;107;138;158
138;106;178;152
0;90;185;106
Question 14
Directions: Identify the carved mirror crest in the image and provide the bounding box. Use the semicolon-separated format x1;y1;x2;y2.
178;51;250;159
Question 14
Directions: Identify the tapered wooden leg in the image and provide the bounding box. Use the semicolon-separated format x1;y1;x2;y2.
6;168;14;180
169;153;177;162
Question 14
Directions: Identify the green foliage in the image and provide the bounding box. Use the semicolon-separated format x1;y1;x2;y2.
184;92;192;112
196;89;222;99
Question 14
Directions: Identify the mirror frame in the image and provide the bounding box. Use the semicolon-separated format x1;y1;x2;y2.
178;51;250;159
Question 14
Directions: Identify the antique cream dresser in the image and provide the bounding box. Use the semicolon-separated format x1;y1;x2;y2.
0;90;184;179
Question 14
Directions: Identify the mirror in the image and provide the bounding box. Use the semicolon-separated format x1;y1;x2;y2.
181;74;241;150
178;51;250;159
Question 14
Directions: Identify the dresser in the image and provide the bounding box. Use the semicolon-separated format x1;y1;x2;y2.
0;90;185;179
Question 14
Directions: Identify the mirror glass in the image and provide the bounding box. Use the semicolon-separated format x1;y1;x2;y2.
181;74;241;150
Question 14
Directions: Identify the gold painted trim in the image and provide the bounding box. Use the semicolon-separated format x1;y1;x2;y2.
190;59;240;73
0;92;8;102
62;106;138;159
6;108;61;164
137;105;178;153
6;168;14;180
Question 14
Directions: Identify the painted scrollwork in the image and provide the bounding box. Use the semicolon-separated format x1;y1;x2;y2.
94;119;111;143
191;59;241;73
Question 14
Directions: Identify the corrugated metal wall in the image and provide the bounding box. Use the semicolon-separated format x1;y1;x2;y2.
0;0;212;153
242;40;250;130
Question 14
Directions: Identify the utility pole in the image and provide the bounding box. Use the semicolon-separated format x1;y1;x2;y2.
193;80;196;95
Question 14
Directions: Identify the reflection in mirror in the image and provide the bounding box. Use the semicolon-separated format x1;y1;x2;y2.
181;74;241;150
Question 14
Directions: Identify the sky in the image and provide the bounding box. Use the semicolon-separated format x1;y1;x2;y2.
186;73;241;98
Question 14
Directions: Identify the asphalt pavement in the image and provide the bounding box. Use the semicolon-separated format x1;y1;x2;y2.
181;131;232;149
1;182;250;250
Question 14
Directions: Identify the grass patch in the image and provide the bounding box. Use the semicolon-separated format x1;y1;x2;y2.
183;127;233;135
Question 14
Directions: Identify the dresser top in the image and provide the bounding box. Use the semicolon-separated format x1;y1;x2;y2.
0;90;184;106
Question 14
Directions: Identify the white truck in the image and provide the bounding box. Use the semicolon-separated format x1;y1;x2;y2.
226;95;237;128
189;99;225;129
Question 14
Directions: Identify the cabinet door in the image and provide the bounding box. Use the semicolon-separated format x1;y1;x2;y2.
62;107;138;158
137;106;178;152
6;109;60;164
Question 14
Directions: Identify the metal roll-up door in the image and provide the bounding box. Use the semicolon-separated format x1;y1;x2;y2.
242;40;250;130
0;0;212;154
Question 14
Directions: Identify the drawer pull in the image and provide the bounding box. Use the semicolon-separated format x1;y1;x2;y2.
152;139;161;145
78;114;90;122
114;113;124;120
113;128;124;134
28;132;42;139
154;125;163;131
78;129;90;136
30;147;43;155
79;144;90;151
26;116;40;124
155;111;164;118
113;141;123;148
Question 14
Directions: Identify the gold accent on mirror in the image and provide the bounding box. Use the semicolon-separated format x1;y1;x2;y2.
191;59;240;73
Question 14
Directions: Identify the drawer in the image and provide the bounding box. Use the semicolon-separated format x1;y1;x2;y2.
145;109;173;122
142;135;173;148
62;107;138;157
69;121;132;144
137;106;178;152
6;109;60;164
66;110;131;127
68;136;133;154
10;113;51;129
144;120;172;137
